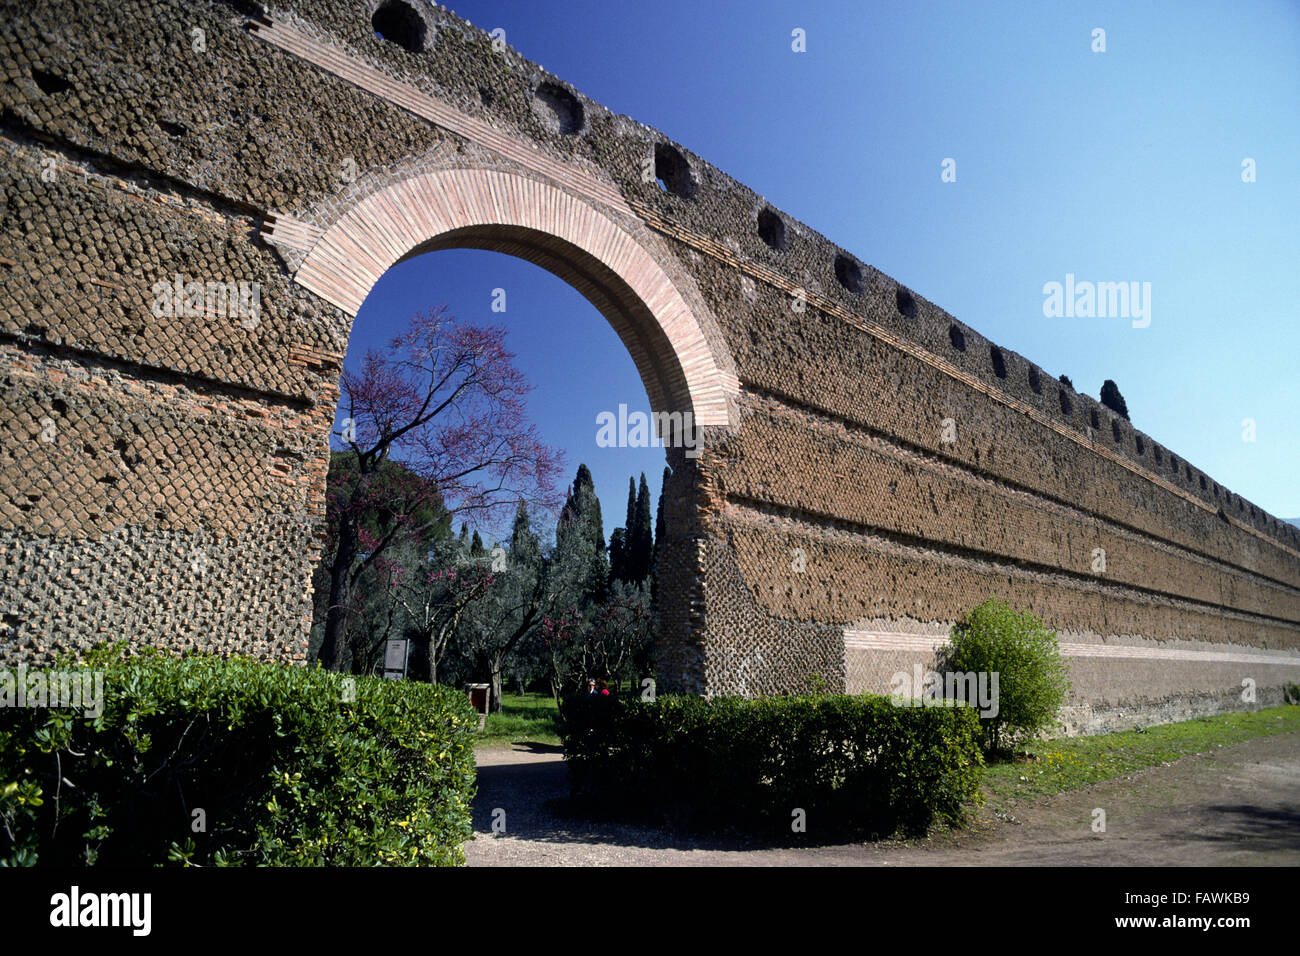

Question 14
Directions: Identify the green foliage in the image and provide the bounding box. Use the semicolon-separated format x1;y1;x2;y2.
1100;379;1130;420
324;452;451;550
652;465;670;601
610;472;655;586
941;599;1071;754
607;527;628;583
0;646;477;866
561;693;983;839
558;464;608;599
1284;682;1300;705
626;474;654;583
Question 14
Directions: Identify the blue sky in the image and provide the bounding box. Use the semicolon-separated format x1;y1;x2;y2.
347;0;1300;540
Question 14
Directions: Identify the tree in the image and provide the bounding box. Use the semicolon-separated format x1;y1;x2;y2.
938;598;1071;755
569;579;654;691
457;500;585;710
652;465;670;601
1058;374;1073;390
624;477;636;534
388;536;496;685
316;305;563;672
608;527;628;583
627;472;654;583
309;454;452;671
1100;379;1129;421
557;464;608;601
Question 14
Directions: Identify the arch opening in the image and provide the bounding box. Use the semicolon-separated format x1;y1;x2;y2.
295;167;733;433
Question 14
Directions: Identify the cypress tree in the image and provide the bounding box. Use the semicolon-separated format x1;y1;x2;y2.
651;466;670;601
558;463;609;599
470;530;485;556
1100;379;1130;420
608;527;628;582
509;500;539;567
608;475;636;584
628;472;653;582
655;467;669;556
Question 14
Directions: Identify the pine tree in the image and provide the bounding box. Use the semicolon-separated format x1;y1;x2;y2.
470;530;485;556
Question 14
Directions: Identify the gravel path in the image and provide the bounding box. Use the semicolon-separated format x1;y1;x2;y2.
463;732;1300;866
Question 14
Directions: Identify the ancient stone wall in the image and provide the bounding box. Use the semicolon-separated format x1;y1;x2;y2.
2;0;1297;730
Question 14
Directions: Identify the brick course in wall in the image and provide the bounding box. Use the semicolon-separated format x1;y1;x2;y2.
2;0;1297;731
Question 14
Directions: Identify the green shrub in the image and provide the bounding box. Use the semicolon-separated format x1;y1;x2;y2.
1284;681;1300;705
0;646;477;866
940;598;1071;754
560;692;983;839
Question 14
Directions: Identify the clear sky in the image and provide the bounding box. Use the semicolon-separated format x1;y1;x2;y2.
346;0;1300;539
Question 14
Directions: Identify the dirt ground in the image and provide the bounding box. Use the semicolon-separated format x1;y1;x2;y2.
463;731;1300;866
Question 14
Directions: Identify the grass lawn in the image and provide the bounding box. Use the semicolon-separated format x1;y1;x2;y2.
981;704;1300;804
477;691;562;746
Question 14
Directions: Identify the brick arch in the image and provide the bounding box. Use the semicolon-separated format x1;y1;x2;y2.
294;167;733;429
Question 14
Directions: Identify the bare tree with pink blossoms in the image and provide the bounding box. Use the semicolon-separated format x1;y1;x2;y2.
316;306;563;673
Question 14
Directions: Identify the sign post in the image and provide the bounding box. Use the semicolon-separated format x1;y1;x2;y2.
382;639;409;680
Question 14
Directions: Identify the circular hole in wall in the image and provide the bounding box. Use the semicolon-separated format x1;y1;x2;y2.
896;287;918;319
372;0;427;53
532;81;584;135
989;344;1007;379
653;143;696;199
757;208;787;250
834;255;864;294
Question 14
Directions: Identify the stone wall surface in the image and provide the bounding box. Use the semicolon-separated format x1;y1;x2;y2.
2;0;1297;731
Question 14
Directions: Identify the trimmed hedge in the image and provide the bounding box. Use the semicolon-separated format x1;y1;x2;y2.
561;693;983;838
0;646;477;866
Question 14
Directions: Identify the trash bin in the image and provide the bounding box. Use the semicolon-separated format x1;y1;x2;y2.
464;683;490;731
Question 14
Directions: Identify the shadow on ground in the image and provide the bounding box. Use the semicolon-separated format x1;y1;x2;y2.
1188;805;1300;853
469;747;919;852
